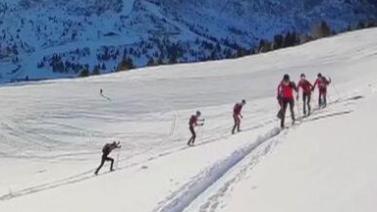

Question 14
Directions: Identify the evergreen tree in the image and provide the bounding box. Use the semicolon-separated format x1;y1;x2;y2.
273;34;284;49
79;68;90;77
146;58;156;66
313;21;332;38
92;65;100;75
117;57;134;71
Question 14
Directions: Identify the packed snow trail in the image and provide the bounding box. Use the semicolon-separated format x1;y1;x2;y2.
1;28;377;212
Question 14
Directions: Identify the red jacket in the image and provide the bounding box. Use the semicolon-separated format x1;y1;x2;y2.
314;77;331;91
233;103;243;116
189;115;198;127
298;79;313;94
277;81;297;99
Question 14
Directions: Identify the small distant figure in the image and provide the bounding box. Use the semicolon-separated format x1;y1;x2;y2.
277;74;298;128
99;88;112;101
187;111;205;146
313;73;331;108
297;73;314;116
232;99;246;134
94;141;121;175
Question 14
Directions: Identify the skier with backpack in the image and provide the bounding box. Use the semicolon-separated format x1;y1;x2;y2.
297;73;314;116
313;73;331;108
187;111;205;146
232;99;246;134
277;74;298;128
94;141;121;175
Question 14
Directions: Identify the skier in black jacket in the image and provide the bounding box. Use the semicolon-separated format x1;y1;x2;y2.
94;141;121;175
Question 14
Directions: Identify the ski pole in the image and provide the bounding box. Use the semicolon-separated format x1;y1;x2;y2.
170;111;178;136
116;147;120;169
331;81;341;101
296;98;301;119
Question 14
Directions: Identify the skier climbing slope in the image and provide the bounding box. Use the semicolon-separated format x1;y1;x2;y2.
232;99;246;134
297;73;314;116
95;141;121;175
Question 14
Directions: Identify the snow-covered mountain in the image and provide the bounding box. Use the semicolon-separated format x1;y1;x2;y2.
0;0;376;81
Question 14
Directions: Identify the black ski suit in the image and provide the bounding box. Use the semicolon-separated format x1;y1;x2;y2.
95;143;121;175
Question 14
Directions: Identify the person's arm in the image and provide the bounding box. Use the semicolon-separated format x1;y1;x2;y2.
296;81;302;100
312;79;318;91
277;83;282;99
292;82;298;93
309;81;314;91
111;142;121;150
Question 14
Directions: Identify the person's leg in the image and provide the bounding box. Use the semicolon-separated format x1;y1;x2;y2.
302;93;307;115
236;116;241;132
95;155;106;175
307;94;312;116
318;91;322;107
280;100;288;128
323;90;327;107
187;137;192;145
191;131;197;145
107;157;115;171
289;99;295;122
187;126;194;145
189;126;196;145
232;115;237;134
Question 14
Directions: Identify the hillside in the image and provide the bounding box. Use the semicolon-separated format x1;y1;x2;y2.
0;0;376;81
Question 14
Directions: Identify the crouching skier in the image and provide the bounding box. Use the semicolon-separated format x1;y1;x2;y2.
95;141;121;175
297;73;313;116
232;99;246;134
187;111;205;146
277;74;298;128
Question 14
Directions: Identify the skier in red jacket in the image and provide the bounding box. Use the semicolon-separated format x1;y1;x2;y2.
313;73;331;108
277;74;298;128
95;141;121;175
187;111;205;146
297;73;314;116
232;99;246;134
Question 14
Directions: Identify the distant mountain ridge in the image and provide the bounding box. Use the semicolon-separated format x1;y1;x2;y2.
0;0;376;82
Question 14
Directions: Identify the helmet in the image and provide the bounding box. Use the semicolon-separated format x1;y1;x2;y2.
300;73;306;78
241;99;246;104
317;73;322;78
196;111;201;116
283;74;290;81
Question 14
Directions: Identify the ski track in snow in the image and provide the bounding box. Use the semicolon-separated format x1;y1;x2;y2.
0;107;275;200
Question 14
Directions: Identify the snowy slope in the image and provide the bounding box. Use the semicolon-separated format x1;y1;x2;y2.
0;28;377;211
190;95;377;212
0;0;376;81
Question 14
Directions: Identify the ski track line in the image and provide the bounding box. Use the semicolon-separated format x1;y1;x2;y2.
196;112;355;212
153;127;282;212
0;111;277;202
153;96;362;212
197;137;281;212
0;95;362;202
